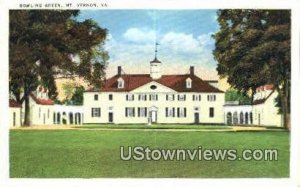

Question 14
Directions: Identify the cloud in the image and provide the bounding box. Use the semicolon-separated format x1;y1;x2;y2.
161;32;201;54
198;33;214;47
123;28;156;44
104;28;218;79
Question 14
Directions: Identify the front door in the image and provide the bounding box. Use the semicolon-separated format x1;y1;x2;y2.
150;111;157;123
109;112;113;123
194;113;199;124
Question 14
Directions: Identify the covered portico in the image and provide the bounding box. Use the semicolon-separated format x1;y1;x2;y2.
53;105;83;125
224;102;253;125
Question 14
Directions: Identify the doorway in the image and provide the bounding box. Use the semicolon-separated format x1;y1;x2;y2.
109;112;114;123
150;110;157;123
149;106;158;123
194;112;199;124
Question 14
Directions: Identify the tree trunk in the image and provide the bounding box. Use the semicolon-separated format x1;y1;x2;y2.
278;86;290;130
23;94;30;126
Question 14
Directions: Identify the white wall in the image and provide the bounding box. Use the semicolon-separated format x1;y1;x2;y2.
23;97;54;125
84;82;225;124
253;91;283;127
10;107;21;127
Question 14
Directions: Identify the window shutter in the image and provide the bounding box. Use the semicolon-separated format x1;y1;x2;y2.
184;108;186;117
125;108;128;117
156;95;158;100
166;95;168;100
99;108;101;117
184;95;186;101
138;95;141;100
173;108;175;117
133;108;135;117
126;95;128;101
145;95;147;101
91;108;94;117
138;107;140;117
177;108;180;117
166;108;168;117
145;108;148;117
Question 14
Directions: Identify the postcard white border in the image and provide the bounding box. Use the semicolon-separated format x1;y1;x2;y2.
0;0;299;187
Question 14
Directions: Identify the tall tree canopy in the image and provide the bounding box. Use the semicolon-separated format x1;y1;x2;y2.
9;10;109;125
213;10;290;128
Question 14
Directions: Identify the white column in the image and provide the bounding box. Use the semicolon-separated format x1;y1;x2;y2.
65;112;68;125
73;113;75;125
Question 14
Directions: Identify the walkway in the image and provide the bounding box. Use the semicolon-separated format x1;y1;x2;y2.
12;125;285;132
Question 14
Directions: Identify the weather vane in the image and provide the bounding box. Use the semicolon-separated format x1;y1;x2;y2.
155;42;160;59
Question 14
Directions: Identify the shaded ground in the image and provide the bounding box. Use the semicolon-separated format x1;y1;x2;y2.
12;124;286;132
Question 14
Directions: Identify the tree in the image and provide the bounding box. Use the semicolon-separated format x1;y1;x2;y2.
9;10;109;126
62;82;77;101
69;86;85;105
213;10;290;128
225;89;251;105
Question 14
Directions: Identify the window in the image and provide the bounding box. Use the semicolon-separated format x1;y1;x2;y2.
178;94;186;101
166;94;175;101
126;94;134;101
193;94;201;101
209;107;214;118
91;108;101;117
150;94;158;101
94;94;98;101
109;94;113;100
186;78;192;88
177;107;187;118
207;95;216;102
138;107;147;117
117;77;124;88
138;94;147;101
150;85;157;90
165;107;175;117
125;107;135;117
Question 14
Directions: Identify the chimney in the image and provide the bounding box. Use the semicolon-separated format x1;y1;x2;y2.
117;66;122;77
190;66;194;76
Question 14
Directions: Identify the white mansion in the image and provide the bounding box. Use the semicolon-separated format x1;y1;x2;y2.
9;58;283;127
83;58;224;124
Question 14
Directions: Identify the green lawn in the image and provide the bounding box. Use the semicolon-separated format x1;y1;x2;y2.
10;129;289;178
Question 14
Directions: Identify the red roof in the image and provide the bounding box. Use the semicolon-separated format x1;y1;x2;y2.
9;99;22;108
30;94;54;105
86;74;223;93
253;90;275;105
256;84;274;92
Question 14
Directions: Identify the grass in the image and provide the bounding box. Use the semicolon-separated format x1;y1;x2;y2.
10;129;289;178
75;123;230;130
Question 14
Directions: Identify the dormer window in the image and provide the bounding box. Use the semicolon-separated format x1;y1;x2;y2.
186;78;192;89
117;77;124;89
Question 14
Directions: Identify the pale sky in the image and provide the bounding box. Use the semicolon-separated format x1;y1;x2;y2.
77;10;220;80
